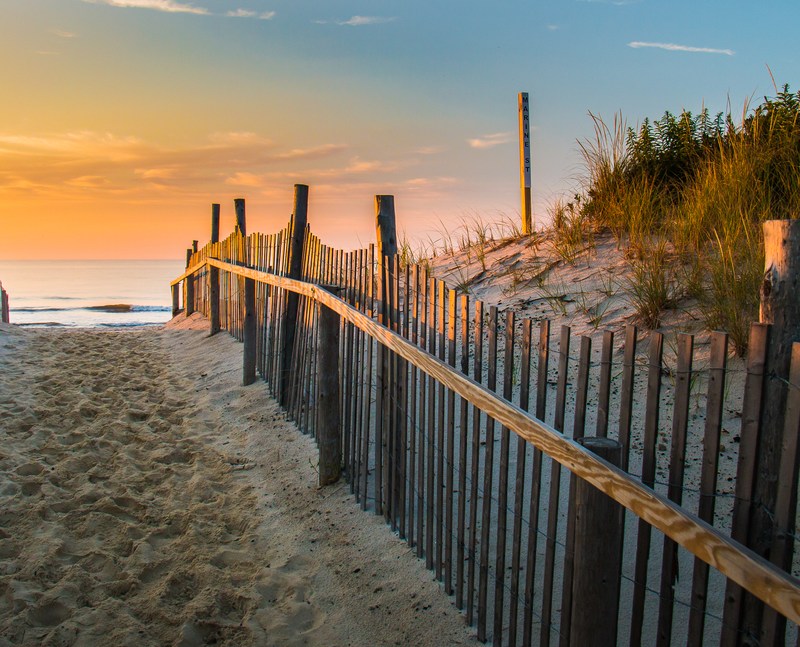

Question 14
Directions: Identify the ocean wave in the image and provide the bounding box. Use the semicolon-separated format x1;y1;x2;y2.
13;304;171;314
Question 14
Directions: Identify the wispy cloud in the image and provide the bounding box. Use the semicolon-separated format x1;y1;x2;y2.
468;132;512;149
82;0;210;15
226;9;274;19
52;29;77;38
546;24;559;31
336;16;395;26
579;0;641;4
628;41;734;56
0;131;346;200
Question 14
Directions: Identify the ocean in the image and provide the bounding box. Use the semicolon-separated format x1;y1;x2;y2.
0;259;186;328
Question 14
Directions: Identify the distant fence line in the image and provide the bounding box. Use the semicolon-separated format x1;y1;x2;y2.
171;185;800;647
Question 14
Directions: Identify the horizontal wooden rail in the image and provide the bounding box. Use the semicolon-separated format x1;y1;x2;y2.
180;257;800;625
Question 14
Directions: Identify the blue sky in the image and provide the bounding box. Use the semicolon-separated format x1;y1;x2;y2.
0;0;797;258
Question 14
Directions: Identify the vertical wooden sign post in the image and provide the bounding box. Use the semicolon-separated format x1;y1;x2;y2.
518;92;533;235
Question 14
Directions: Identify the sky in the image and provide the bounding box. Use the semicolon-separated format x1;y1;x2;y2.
0;0;798;260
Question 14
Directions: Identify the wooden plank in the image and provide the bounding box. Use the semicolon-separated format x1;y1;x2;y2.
478;305;498;643
242;277;257;385
761;342;800;645
656;333;694;647
721;323;769;646
399;259;411;539
416;267;428;555
318;304;341;485
199;258;800;626
618;325;637;470
687;331;728;646
466;299;484;625
445;288;457;594
559;334;592;645
493;310;515;646
436;281;447;581
426;277;437;570
630;331;665;647
523;319;549;647
508;317;532;647
407;264;419;546
456;293;470;609
596;330;614;438
540;324;570;647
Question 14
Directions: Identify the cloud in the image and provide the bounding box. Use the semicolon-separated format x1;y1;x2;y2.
0;131;346;201
628;41;734;56
82;0;210;15
578;0;641;4
468;132;512;149
336;16;395;26
52;30;77;38
227;9;256;17
415;146;445;155
546;24;559;31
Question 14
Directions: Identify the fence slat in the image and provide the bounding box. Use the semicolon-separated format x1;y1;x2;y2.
630;331;665;647
445;288;457;594
478;304;498;643
540;324;570;647
656;333;694;647
688;331;728;646
493;310;515;646
596;330;614;438
456;292;470;609
523;319;550;646
466;299;484;626
509;317;532;646
721;322;769;646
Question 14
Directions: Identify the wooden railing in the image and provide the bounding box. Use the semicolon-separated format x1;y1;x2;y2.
171;187;800;646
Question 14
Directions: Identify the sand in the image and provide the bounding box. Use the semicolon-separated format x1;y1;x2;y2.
0;318;479;647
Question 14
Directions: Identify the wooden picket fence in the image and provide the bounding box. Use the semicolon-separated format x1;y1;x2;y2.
171;189;800;646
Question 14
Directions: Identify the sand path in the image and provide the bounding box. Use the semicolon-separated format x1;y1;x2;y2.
0;321;478;646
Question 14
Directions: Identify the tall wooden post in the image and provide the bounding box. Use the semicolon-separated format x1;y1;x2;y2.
279;184;309;406
743;219;800;643
242;276;256;385
234;198;246;237
318;303;341;485
374;195;397;517
209;203;221;335
185;247;195;316
171;284;180;317
518;92;533;235
1;282;10;323
569;437;623;647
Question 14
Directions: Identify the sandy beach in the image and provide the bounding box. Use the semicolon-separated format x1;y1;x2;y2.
0;317;479;646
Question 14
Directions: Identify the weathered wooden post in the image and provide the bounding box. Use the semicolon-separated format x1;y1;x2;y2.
374;195;397;517
569;437;623;647
279;184;309;406
209;203;221;335
1;282;9;323
317;302;341;485
742;219;800;643
171;283;180;317
518;92;533;235
185;247;195;316
242;274;257;385
234;198;247;237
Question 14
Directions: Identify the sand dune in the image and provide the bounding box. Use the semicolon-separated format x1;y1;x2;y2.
0;319;478;646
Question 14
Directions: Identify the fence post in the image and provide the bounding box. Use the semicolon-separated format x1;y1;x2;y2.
279;184;309;406
318;302;341;485
1;282;9;323
374;195;397;517
569;437;623;647
171;283;180;317
242;276;257;386
234;198;246;237
185;247;195;316
743;219;800;642
209;203;221;335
